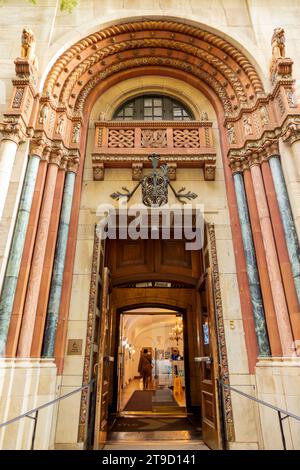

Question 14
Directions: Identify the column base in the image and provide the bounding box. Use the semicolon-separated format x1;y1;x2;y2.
255;357;300;449
0;358;57;450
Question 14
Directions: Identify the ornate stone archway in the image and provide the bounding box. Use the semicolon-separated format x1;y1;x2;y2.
0;18;300;450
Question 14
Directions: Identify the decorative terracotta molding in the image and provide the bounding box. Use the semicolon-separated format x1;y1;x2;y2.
43;20;263;117
78;226;100;443
229;138;280;174
92;120;216;180
207;223;235;442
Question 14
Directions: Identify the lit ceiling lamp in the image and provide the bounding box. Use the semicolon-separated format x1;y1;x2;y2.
169;319;183;346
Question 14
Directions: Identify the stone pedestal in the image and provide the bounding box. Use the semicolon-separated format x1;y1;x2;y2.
0;358;57;450
255;358;300;450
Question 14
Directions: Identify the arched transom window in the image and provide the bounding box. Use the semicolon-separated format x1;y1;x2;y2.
113;95;194;121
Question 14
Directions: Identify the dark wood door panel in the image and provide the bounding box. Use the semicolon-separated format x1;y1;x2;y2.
107;238;201;284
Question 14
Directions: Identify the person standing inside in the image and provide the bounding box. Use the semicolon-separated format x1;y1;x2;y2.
138;349;152;390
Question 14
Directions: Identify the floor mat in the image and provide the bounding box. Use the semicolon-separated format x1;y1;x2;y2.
123;388;181;412
110;417;201;433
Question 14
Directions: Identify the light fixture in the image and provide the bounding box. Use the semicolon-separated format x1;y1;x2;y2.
169;318;183;345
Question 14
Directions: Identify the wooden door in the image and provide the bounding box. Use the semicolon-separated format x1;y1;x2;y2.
93;267;113;449
200;266;223;449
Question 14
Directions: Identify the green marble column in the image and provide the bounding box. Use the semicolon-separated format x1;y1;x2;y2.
233;172;270;356
42;170;76;357
0;154;40;355
269;155;300;304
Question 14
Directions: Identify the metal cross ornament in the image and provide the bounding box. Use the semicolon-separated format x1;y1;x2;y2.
110;154;198;207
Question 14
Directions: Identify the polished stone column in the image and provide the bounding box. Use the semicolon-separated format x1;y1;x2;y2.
0;153;40;355
17;150;62;357
243;169;282;356
0;139;19;221
233;172;270;356
30;160;67;358
269;155;300;304
250;164;294;356
43;163;77;357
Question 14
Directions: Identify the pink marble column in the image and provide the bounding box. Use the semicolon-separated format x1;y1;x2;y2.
250;163;294;356
17;149;62;357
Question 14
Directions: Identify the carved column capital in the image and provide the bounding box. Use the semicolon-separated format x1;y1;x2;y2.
0;117;27;144
247;150;261;167
67;151;80;173
49;147;63;166
59;153;69;171
30;138;46;158
229;155;248;174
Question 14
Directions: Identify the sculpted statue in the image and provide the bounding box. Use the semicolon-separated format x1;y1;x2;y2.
227;124;236;144
271;28;286;60
56;114;65;135
21;27;38;69
39;104;49;124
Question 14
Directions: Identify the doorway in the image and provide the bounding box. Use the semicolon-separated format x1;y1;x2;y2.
117;309;187;415
89;231;226;449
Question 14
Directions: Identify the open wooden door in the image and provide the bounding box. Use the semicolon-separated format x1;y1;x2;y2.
199;226;223;449
93;267;113;449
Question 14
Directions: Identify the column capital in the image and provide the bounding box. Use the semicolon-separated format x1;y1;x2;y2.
0;117;27;145
67;150;80;173
30;138;47;158
49;147;64;166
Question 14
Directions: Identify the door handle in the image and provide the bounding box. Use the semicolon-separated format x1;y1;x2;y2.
194;356;212;364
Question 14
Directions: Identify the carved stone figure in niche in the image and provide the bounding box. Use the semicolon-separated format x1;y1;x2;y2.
39;105;49;124
286;90;297;107
72;123;81;144
227;124;236;144
243;116;253;136
56;114;65;135
260;106;269;126
141;129;167;148
200;111;209;121
21;28;38;69
271;27;286;60
99;111;106;121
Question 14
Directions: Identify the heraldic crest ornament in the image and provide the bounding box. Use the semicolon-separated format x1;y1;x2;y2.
110;154;198;207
